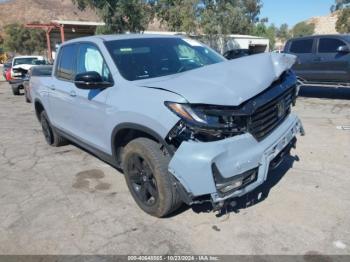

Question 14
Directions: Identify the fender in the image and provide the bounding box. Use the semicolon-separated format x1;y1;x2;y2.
111;123;175;158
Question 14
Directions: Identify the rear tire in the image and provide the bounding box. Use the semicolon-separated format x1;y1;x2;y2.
122;138;182;217
12;86;20;95
40;111;68;147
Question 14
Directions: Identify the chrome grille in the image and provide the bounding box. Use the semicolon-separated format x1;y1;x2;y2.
249;86;296;141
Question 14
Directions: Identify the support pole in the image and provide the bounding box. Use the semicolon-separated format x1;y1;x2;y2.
60;25;65;43
46;28;52;61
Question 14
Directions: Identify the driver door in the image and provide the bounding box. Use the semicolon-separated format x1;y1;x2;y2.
71;43;114;153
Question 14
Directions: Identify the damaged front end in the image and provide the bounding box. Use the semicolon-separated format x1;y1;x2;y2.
164;70;304;209
165;70;298;148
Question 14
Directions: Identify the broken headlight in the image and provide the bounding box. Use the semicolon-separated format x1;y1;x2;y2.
165;102;248;144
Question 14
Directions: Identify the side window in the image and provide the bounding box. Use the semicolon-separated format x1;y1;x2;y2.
77;43;112;82
290;39;314;54
56;44;77;81
318;38;346;53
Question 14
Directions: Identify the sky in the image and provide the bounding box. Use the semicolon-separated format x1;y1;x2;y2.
260;0;334;27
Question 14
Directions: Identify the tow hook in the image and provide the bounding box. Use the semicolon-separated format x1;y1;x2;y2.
212;199;237;216
212;201;225;212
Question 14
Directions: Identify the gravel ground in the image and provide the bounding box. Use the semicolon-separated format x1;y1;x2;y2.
0;81;349;255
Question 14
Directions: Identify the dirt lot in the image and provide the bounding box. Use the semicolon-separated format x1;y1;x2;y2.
0;80;349;255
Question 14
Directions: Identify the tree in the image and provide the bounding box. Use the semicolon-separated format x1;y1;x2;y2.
330;0;350;33
242;0;263;24
155;0;199;34
336;7;350;32
331;0;350;11
72;0;154;33
3;23;46;54
252;22;276;50
276;23;291;41
292;22;315;37
198;0;262;38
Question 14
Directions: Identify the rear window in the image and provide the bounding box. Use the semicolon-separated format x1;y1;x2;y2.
318;38;346;53
14;58;39;66
290;39;314;54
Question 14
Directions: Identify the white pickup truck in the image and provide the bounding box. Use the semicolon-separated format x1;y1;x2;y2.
10;56;46;95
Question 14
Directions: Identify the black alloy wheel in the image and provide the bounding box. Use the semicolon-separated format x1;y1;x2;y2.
126;153;159;206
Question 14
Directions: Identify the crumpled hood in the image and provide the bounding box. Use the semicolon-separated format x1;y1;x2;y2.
13;64;34;71
136;53;296;106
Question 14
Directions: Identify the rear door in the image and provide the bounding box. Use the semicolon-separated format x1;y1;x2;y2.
287;38;315;80
49;44;78;134
312;37;350;82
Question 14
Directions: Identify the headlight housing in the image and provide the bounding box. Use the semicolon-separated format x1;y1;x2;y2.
165;102;248;143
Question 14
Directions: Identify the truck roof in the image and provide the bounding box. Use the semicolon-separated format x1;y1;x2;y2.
288;34;350;41
13;55;44;59
62;34;184;45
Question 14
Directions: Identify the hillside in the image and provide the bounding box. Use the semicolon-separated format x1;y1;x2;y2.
0;0;100;31
306;12;339;35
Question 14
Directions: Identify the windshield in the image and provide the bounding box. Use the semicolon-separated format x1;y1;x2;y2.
14;58;42;66
105;37;225;81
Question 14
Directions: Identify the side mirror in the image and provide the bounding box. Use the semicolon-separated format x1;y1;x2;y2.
337;45;350;53
74;71;113;89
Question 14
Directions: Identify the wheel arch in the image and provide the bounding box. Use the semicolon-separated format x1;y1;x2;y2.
111;123;174;166
34;99;46;122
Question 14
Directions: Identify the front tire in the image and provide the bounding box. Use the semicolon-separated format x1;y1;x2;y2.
122;138;182;217
40;111;68;147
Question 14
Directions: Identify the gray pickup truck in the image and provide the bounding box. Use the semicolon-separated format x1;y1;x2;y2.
31;34;304;217
284;34;350;86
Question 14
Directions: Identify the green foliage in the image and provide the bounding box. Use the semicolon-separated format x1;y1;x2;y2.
292;21;315;37
72;0;154;33
252;22;276;50
72;0;263;36
3;23;46;54
276;23;291;41
241;0;263;24
331;0;350;11
336;7;350;33
199;0;256;36
155;0;199;34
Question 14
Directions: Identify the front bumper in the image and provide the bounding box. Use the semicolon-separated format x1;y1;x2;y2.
168;113;304;203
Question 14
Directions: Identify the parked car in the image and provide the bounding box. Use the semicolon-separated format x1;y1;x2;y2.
2;60;12;80
284;34;350;86
31;35;304;217
10;56;46;95
23;65;53;103
223;49;250;60
11;56;46;80
5;68;12;82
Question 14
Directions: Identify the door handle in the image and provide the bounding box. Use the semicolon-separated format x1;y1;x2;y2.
69;90;76;97
49;85;55;90
313;57;322;62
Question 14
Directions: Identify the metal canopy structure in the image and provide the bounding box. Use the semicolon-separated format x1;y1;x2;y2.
25;20;105;61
